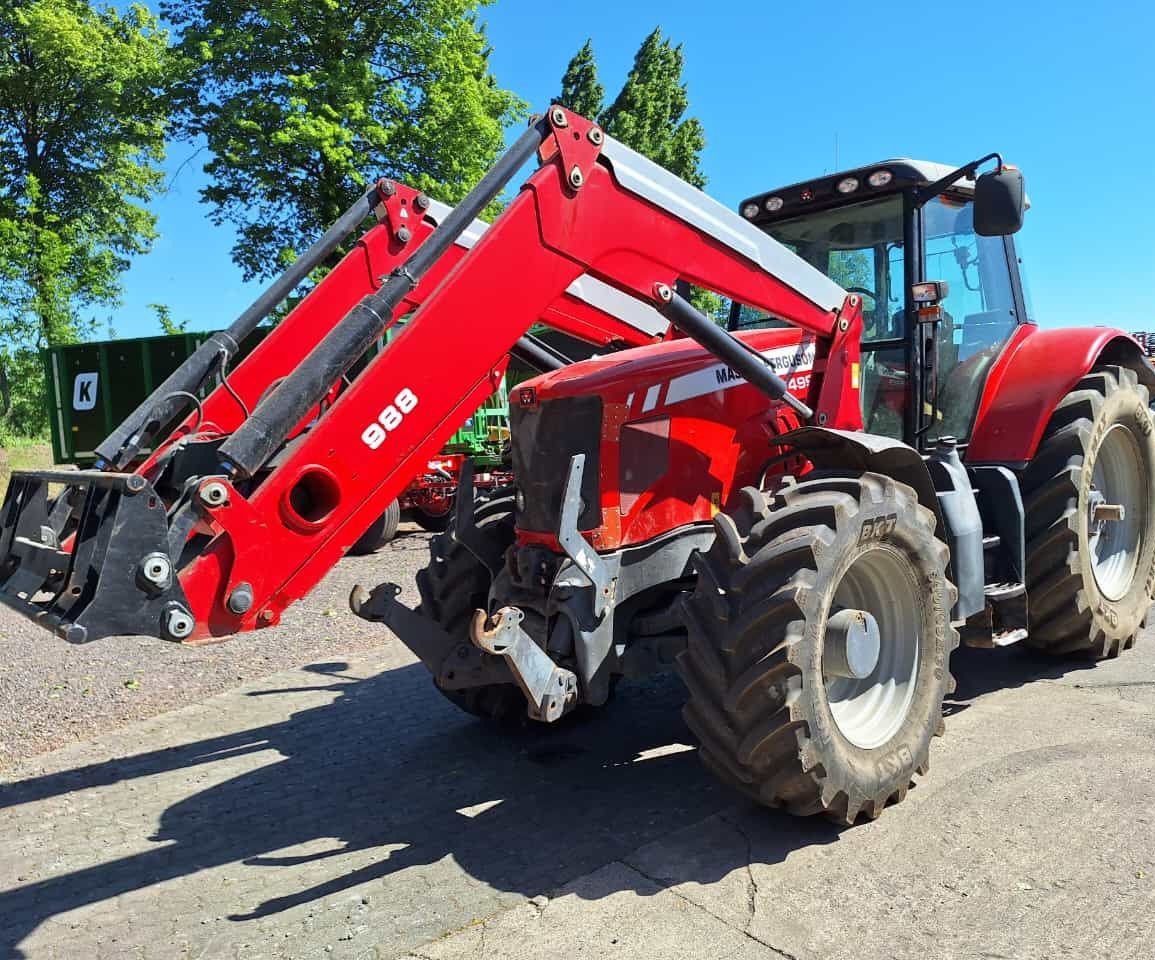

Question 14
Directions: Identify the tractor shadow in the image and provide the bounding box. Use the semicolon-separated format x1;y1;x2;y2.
943;640;1101;718
0;661;838;957
0;633;1112;957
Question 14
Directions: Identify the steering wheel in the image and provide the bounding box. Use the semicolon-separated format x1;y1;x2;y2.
844;285;877;302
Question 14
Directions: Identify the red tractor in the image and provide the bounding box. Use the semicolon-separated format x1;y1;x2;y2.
3;109;1153;824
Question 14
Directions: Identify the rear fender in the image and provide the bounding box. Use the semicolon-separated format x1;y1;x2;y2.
967;325;1155;464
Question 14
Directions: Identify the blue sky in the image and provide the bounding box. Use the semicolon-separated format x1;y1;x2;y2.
110;0;1155;338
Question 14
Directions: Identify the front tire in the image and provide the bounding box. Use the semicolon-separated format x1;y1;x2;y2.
677;473;958;824
1023;365;1155;658
415;489;525;723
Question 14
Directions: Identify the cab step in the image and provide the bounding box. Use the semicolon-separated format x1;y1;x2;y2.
985;581;1025;600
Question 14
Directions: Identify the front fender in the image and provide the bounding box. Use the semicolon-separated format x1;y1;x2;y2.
966;325;1155;464
783;426;943;537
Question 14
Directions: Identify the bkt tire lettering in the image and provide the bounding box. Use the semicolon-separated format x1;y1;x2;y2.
858;513;897;544
361;388;419;449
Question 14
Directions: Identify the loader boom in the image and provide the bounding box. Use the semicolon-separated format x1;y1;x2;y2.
0;107;860;644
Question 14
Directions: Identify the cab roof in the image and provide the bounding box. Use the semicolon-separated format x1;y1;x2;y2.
740;158;976;226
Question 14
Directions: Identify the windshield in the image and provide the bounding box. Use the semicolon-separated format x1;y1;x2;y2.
727;190;1021;443
730;194;906;343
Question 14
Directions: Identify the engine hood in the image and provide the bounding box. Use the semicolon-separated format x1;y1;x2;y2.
520;327;817;415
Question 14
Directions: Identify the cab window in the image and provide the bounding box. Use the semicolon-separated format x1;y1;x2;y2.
923;197;1019;441
730;195;908;438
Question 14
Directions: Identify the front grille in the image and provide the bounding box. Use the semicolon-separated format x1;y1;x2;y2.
511;396;602;532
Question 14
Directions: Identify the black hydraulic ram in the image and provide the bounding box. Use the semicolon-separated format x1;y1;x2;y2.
510;332;568;373
218;116;551;479
95;180;389;469
655;288;813;420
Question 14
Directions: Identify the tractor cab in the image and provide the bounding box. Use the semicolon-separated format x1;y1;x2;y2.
734;158;1028;451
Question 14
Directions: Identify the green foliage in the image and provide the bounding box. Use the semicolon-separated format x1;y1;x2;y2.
0;350;49;437
557;30;717;319
556;39;604;119
163;0;526;283
149;303;187;335
827;250;873;292
599;28;706;189
0;0;170;437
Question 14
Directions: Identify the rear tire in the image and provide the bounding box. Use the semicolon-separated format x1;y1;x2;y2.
677;474;958;824
1023;365;1155;657
348;499;401;556
415;489;525;724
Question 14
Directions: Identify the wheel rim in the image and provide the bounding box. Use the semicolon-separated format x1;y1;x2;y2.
1089;423;1147;601
823;546;920;750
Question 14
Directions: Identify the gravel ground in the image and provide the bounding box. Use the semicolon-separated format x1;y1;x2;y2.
0;524;434;771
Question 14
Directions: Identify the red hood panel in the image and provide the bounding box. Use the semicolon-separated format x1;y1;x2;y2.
525;328;816;408
514;327;819;551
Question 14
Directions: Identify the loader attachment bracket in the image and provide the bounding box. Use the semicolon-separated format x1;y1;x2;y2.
0;470;191;643
348;581;513;691
470;607;578;722
557;455;615;617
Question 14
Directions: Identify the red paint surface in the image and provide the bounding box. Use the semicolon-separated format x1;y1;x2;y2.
967;325;1144;463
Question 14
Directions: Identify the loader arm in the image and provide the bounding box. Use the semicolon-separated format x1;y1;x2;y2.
135;185;667;476
0;108;860;644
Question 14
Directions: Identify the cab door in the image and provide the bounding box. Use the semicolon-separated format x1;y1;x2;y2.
921;195;1023;443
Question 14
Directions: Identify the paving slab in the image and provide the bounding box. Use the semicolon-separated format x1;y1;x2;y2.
1;628;1154;959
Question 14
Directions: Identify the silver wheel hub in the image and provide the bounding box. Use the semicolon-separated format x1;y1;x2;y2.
824;608;881;679
1089;423;1147;601
823;547;921;750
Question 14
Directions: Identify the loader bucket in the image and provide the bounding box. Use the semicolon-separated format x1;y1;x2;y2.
0;469;188;643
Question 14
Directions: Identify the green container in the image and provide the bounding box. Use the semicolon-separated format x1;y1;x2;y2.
41;323;580;468
42;330;269;466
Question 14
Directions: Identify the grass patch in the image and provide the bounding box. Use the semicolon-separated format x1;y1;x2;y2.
0;437;55;491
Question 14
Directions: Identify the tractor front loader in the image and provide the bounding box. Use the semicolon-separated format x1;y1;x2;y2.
4;107;1154;824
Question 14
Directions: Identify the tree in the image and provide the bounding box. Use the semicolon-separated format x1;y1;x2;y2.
556;39;604;119
556;30;718;319
599;28;706;189
149;303;187;335
0;0;170;436
163;0;525;284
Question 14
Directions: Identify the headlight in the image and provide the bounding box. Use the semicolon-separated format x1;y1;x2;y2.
764;196;784;212
867;169;893;188
837;177;860;194
742;202;759;219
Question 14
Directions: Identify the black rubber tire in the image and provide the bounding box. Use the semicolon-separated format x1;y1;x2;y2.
677;473;958;824
347;499;401;556
1023;365;1155;658
415;489;525;723
412;506;452;533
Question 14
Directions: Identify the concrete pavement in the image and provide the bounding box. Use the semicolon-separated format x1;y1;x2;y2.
2;629;1154;959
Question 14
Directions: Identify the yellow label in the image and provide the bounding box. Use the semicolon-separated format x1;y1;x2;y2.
710;492;721;516
851;362;860;389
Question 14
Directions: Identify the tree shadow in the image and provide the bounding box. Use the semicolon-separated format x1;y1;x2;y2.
0;662;839;958
0;633;1111;957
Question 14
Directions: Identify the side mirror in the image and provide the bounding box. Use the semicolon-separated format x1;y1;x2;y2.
974;167;1025;236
